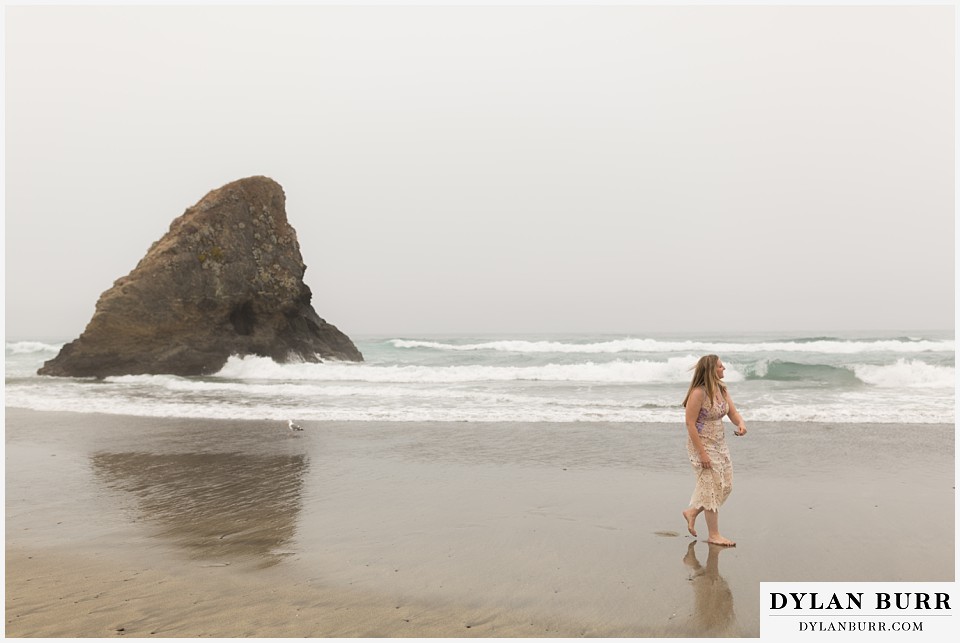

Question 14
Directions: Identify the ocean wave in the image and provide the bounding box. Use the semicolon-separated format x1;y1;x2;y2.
6;355;953;423
742;359;954;388
4;389;952;424
851;360;955;389
6;341;63;354
213;355;953;388
745;360;861;384
102;375;546;402
99;377;686;411
29;353;956;391
388;337;953;355
214;354;724;384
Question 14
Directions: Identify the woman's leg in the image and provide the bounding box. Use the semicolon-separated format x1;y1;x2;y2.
682;505;703;536
703;509;735;546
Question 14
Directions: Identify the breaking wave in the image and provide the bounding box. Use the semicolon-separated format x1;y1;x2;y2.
851;359;955;388
215;355;954;388
214;354;714;384
6;341;63;354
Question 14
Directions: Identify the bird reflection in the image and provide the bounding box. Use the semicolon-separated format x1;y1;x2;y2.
682;540;736;636
90;452;306;567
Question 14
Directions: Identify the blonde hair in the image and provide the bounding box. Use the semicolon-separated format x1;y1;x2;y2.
682;354;727;407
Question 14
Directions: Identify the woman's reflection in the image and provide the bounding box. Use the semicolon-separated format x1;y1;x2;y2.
682;540;736;636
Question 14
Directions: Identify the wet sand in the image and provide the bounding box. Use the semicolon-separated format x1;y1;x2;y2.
5;409;954;637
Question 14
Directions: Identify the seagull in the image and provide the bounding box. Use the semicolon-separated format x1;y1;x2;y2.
287;419;303;431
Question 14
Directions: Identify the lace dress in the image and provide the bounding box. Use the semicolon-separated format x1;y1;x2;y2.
687;388;732;511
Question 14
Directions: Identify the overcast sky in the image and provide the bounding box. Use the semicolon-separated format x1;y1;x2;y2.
4;4;955;339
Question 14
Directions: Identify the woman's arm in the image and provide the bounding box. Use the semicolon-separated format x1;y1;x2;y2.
724;389;748;436
685;388;712;468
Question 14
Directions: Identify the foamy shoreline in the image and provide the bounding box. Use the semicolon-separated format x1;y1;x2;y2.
6;409;954;637
7;331;956;425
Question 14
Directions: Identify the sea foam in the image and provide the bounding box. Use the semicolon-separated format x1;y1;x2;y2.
213;354;721;384
6;332;953;424
5;341;63;354
851;360;955;388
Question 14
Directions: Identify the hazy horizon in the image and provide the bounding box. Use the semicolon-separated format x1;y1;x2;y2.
5;4;954;340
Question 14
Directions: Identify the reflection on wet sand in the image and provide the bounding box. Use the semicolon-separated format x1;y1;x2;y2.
90;452;306;567
682;540;737;636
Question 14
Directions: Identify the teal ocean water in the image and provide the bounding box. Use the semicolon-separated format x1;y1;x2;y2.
5;331;954;423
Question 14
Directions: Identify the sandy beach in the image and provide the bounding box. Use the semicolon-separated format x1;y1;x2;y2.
5;408;954;637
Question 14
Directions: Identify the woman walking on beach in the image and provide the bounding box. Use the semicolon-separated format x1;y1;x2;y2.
681;355;747;546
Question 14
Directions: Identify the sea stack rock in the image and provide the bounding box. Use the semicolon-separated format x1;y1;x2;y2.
39;176;363;378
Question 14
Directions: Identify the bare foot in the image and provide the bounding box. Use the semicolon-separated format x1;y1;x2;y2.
682;508;699;537
706;536;736;547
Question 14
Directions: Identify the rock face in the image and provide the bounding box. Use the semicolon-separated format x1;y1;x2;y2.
39;176;363;378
